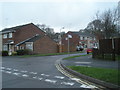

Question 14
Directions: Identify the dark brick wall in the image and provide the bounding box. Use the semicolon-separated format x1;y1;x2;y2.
62;32;80;52
2;23;45;44
2;23;59;54
14;23;45;44
33;35;59;54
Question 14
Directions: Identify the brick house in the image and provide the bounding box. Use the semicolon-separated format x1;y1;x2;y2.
61;31;97;52
1;23;58;54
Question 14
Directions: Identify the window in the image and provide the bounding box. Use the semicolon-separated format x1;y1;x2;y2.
83;37;84;40
8;33;12;38
3;45;8;51
3;34;7;39
19;46;24;50
85;37;88;40
80;36;83;40
26;42;33;51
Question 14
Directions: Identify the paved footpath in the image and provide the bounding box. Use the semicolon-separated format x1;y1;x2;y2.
61;55;119;69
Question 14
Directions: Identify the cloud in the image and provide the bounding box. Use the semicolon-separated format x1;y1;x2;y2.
0;1;118;32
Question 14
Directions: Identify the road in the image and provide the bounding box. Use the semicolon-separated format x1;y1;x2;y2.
1;53;95;88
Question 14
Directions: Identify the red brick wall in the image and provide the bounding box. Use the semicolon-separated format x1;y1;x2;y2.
2;23;59;54
14;23;45;44
33;35;59;54
2;23;45;45
62;32;80;52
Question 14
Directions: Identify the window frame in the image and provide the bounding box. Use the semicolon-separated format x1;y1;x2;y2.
25;42;33;51
3;44;8;51
3;34;8;39
8;32;12;38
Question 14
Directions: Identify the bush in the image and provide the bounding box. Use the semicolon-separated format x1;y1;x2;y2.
16;49;33;55
12;52;17;56
2;51;8;56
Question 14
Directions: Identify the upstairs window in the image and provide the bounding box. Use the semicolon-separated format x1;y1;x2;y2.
3;34;7;39
8;33;12;38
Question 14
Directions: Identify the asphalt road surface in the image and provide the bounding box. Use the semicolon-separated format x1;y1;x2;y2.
1;53;95;88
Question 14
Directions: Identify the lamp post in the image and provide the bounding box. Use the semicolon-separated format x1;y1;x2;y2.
67;34;72;55
59;27;64;53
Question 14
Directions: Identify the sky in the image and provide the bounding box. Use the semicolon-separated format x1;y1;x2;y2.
0;0;119;33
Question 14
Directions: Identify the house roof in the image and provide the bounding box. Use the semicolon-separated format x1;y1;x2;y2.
1;23;34;33
15;34;42;46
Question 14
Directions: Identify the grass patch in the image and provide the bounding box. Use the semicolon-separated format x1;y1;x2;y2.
63;54;91;60
20;52;83;58
68;66;119;86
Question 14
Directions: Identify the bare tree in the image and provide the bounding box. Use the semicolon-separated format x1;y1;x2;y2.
36;24;65;42
101;9;119;39
85;7;119;39
36;24;55;39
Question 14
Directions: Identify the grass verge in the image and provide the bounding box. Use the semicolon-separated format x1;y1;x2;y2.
20;52;84;58
63;54;91;60
67;66;119;86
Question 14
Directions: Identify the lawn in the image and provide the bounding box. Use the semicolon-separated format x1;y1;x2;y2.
20;51;83;58
63;54;91;60
68;66;119;86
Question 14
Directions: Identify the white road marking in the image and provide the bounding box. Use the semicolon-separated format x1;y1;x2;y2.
69;78;80;81
41;74;49;77
32;76;43;80
22;74;29;77
41;74;45;75
1;70;4;72
30;72;37;74
6;71;12;74
21;70;28;73
6;68;12;70
45;79;57;84
32;76;37;79
61;82;74;86
54;76;64;79
13;69;18;71
76;65;91;67
75;62;91;64
1;67;5;69
80;84;96;88
88;85;97;88
88;56;92;58
38;77;43;80
13;72;20;76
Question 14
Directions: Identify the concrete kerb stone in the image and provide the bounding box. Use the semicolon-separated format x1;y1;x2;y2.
60;59;120;89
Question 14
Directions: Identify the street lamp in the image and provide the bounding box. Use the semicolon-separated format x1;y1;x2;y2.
59;27;64;53
67;34;72;54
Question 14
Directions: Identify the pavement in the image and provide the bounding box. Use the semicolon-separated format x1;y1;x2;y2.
61;54;119;69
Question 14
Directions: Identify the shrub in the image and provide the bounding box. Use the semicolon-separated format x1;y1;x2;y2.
2;51;8;56
16;49;33;55
12;52;17;56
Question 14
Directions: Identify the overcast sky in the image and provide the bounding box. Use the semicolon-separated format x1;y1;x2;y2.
0;0;119;32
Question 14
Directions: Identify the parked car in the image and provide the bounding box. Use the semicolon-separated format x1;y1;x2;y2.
86;48;92;54
76;45;84;51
